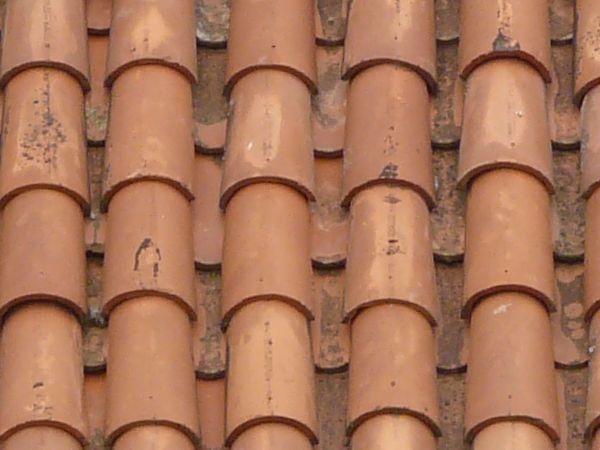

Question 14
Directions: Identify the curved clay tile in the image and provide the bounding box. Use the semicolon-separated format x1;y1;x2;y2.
225;0;317;96
465;293;560;444
192;154;224;270
86;0;111;34
0;68;89;212
0;190;86;320
106;0;197;86
342;64;434;209
195;120;227;154
0;0;89;89
350;415;437;450
102;65;195;209
463;170;555;317
585;190;600;319
458;60;553;193
342;0;436;91
230;423;313;450
587;313;600;439
221;70;314;209
222;184;313;328
344;187;438;325
225;301;318;447
459;0;551;82
574;0;600;105
472;422;555;449
196;379;225;450
102;182;196;319
112;426;196;450
84;374;106;444
347;305;440;437
581;86;600;198
105;297;199;446
2;427;82;450
0;304;86;444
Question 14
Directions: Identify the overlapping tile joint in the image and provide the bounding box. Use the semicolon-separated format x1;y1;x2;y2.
0;0;592;449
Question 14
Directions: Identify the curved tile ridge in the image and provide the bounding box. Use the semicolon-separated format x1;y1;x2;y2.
2;427;82;450
101;65;195;210
225;301;318;447
0;0;90;90
221;184;313;329
350;414;437;449
220;70;315;209
462;170;556;318
105;297;200;447
459;0;551;83
342;0;436;93
225;0;317;96
574;0;600;106
581;86;600;199
341;64;435;210
105;0;197;87
464;292;560;444
458;60;554;195
471;422;556;449
0;304;87;445
230;423;313;450
86;0;111;35
0;67;90;213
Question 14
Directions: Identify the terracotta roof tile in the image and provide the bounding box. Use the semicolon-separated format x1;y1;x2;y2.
465;293;560;443
351;415;437;450
585;314;600;438
315;0;347;46
458;60;553;193
196;379;225;449
84;374;106;448
112;426;196;450
585;190;600;319
86;0;111;34
230;423;313;450
222;184;313;327
86;35;109;146
344;186;438;324
1;0;89;90
581;87;600;198
194;48;227;140
221;70;315;208
0;190;86;319
105;297;199;446
574;0;600;105
225;301;318;446
83;326;107;372
2;427;82;450
194;119;227;154
472;422;555;449
463;170;555;317
225;0;317;95
1;67;90;212
196;0;230;47
105;0;197;86
342;64;435;208
102;66;194;208
343;0;436;91
459;0;551;82
102;182;196;319
549;44;580;149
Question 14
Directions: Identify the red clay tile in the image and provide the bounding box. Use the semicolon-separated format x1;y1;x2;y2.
192;154;224;270
583;189;600;319
230;423;313;450
343;0;436;91
226;301;318;446
1;0;89;89
313;46;346;156
342;64;434;208
86;0;111;34
86;35;109;145
84;373;106;447
105;297;199;446
2;427;82;450
103;65;194;208
459;0;551;82
83;326;107;372
102;182;196;319
196;0;230;46
472;422;555;449
344;186;438;325
0;68;89;211
194;119;227;154
351;415;437;450
574;0;600;105
587;313;600;439
225;0;317;96
347;304;440;437
458;60;553;193
310;157;348;268
85;215;106;255
0;190;86;319
463;170;555;317
222;183;313;328
465;293;560;443
221;70;314;208
106;0;197;86
549;45;580;149
0;304;86;444
311;270;350;372
197;379;225;450
112;426;196;450
315;0;348;46
581;86;600;198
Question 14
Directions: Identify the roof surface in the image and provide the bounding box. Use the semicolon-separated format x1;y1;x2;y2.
0;0;593;449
